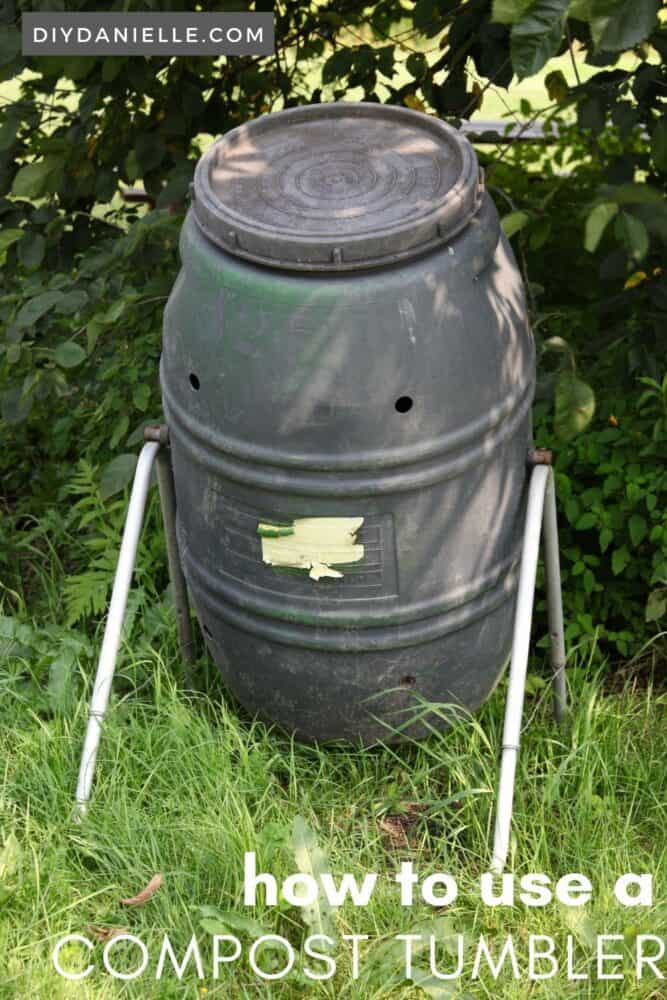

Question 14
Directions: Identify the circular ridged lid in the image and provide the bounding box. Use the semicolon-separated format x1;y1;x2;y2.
192;102;483;271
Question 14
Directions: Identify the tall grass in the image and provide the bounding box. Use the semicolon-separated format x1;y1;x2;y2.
0;620;665;998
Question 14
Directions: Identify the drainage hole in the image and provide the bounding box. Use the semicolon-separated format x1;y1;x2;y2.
202;624;212;639
395;396;413;413
189;372;200;391
400;674;417;689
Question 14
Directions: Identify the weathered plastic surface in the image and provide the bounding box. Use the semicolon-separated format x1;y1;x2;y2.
161;102;535;743
191;102;483;271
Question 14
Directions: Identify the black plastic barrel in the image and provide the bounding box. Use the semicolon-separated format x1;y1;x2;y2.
161;102;535;742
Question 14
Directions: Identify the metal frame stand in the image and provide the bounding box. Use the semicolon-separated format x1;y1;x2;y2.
73;429;194;819
74;439;567;862
490;458;567;872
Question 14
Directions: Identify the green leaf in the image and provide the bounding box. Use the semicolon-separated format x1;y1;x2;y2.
0;832;21;881
64;568;112;626
156;167;192;209
599;527;613;553
652;119;667;173
510;0;569;79
616;212;649;262
525;673;548;694
16;290;64;328
87;317;105;354
608;183;664;207
377;45;395;80
11;157;60;199
554;373;596;441
48;650;76;713
0;26;20;66
0;229;24;255
0;116;19;151
291;815;336;944
78;84;101;122
576;513;597;530
100;454;138;500
645;589;666;623
0;831;21;907
53;342;86;369
406;52;428;78
545;68;569;103
578;95;605;133
412;0;440;34
18;232;46;270
124;149;140;183
64;57;96;82
407;916;463;955
55;290;89;315
0;384;34;426
528;217;552;250
134;132;166;175
590;0;659;51
628;514;647;548
110;414;130;451
566;0;603;17
102;57;125;83
563;907;597;948
198;908;269;939
612;545;630;576
409;967;458;998
132;384;150;412
104;299;127;324
501;211;530;238
492;0;534;23
584;202;618;253
544;335;573;354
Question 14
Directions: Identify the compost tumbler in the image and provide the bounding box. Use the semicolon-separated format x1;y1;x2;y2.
160;101;536;743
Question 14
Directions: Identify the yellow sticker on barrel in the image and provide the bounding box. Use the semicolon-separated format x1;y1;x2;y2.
258;517;364;581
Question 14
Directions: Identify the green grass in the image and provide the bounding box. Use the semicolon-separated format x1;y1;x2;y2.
1;621;665;998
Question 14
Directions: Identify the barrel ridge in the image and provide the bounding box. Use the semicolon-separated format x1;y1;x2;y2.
188;557;519;652
162;364;534;497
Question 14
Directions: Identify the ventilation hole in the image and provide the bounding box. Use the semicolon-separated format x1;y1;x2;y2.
395;396;413;413
189;372;200;391
202;624;212;639
400;674;417;689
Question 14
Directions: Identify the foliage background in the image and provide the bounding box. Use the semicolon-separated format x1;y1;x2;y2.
0;0;666;683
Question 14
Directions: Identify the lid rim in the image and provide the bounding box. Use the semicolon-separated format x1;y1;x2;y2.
193;101;481;272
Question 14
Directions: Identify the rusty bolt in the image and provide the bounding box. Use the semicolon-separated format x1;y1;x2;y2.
143;424;170;446
528;447;553;466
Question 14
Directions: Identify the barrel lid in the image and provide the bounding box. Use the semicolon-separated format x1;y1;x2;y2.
192;102;483;271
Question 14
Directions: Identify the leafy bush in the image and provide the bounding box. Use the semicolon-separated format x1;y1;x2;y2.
486;114;666;661
0;208;179;501
535;379;667;658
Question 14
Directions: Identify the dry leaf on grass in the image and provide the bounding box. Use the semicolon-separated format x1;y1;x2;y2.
378;803;427;847
87;925;128;942
120;873;164;907
379;815;410;846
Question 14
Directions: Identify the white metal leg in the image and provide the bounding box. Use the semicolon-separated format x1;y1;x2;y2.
490;464;567;872
73;441;160;820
